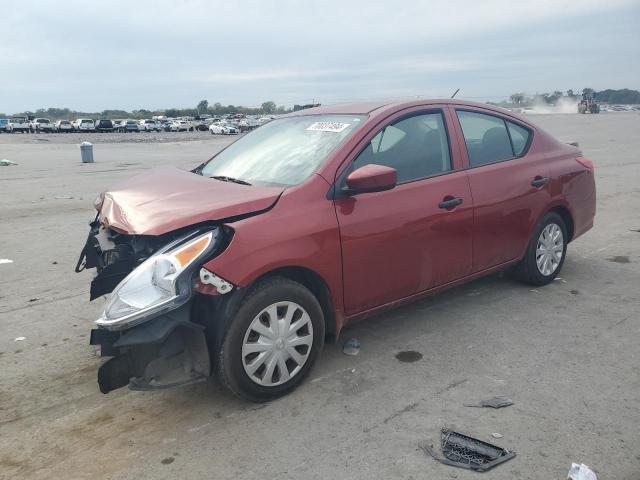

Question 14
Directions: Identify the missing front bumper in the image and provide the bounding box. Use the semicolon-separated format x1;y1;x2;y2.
90;305;211;394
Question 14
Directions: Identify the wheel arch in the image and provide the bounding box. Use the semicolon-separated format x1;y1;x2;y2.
253;266;338;342
548;204;575;242
517;203;576;263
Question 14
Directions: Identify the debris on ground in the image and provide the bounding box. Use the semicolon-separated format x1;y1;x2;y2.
14;337;26;342
342;338;361;356
607;255;630;264
0;259;14;264
54;196;75;200
568;463;597;480
464;396;514;409
491;432;503;439
395;350;423;363
420;429;516;472
28;298;40;302
0;159;17;166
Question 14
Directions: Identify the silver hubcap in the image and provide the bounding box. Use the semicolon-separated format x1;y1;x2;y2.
536;223;564;276
242;301;313;387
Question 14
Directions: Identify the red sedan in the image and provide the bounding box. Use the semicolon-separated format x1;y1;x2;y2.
79;100;596;401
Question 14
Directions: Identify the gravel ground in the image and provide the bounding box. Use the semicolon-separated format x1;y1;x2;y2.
0;130;236;145
0;113;639;480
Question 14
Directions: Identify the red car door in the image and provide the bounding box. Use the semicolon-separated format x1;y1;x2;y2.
450;107;551;272
333;108;473;315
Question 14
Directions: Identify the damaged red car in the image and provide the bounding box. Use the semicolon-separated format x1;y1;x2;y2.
78;100;596;402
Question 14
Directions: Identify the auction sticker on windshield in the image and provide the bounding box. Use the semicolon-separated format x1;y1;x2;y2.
306;122;351;133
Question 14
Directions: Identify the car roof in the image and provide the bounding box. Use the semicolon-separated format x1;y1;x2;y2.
284;99;530;125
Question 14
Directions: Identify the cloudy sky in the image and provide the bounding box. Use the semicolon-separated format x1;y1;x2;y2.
2;0;639;113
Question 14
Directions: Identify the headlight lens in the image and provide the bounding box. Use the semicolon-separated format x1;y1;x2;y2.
96;229;217;330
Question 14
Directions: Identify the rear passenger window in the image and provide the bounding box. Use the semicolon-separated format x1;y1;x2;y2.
456;111;514;167
506;121;530;156
352;112;451;184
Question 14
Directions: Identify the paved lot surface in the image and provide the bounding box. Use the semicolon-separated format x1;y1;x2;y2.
1;113;639;480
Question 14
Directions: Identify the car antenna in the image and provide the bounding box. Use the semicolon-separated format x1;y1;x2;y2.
450;88;460;99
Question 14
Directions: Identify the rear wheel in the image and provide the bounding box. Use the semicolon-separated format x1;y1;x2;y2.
515;212;567;286
217;277;324;402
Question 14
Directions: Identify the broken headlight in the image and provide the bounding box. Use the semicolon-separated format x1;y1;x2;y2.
96;229;218;330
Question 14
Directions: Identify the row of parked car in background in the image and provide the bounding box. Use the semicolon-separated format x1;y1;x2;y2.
0;114;275;134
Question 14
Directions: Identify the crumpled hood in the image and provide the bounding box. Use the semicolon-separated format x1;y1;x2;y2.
97;166;283;235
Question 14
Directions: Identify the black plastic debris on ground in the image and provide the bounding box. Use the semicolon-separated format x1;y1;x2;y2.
464;395;514;409
420;429;516;472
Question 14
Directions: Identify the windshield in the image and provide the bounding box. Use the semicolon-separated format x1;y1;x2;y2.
201;115;365;186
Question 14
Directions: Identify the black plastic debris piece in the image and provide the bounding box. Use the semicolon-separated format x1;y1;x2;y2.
395;350;423;363
420;429;516;472
464;396;514;409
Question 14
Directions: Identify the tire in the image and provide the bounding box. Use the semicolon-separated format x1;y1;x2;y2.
514;212;567;286
217;276;325;402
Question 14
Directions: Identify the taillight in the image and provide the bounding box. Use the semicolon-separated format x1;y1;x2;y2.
576;156;594;172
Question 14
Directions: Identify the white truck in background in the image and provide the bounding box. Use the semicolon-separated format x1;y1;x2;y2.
7;117;31;133
30;118;54;133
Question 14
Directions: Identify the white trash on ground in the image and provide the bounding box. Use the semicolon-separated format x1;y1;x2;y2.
0;259;14;264
568;463;597;480
14;337;27;342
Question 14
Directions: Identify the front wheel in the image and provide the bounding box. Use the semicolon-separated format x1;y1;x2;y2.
515;212;567;286
216;277;324;402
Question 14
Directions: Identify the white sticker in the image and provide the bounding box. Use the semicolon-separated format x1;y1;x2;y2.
306;122;351;133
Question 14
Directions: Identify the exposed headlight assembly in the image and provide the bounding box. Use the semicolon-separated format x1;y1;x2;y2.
96;229;219;330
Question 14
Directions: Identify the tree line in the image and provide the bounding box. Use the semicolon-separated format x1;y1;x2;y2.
0;100;306;120
4;89;637;119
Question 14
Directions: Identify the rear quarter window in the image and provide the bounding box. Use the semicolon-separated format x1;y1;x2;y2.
506;121;531;156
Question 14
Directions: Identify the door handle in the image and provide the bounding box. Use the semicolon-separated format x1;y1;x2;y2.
438;197;463;209
531;176;549;188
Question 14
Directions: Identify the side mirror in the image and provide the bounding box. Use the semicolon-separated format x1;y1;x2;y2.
345;164;397;195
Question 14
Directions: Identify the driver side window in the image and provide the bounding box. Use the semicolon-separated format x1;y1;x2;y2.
352;112;452;184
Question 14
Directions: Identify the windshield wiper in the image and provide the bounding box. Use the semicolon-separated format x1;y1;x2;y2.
210;175;252;186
